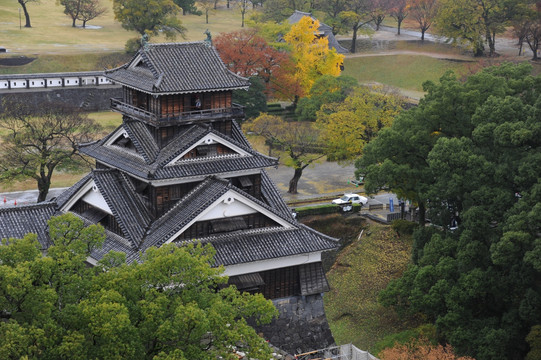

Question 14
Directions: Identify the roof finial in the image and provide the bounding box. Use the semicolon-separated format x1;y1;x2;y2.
203;29;212;47
141;33;150;51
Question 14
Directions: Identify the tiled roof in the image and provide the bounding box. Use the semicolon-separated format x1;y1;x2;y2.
0;202;56;249
54;173;93;209
190;226;337;267
137;176;338;265
299;262;330;295
139;176;231;252
79;123;278;180
105;42;250;95
260;170;295;220
68;212;135;260
92;169;152;248
123;120;159;164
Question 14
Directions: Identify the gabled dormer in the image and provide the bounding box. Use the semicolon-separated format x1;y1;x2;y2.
105;42;250;127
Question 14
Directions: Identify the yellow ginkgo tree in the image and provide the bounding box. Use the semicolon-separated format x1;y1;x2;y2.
316;85;405;161
283;16;344;97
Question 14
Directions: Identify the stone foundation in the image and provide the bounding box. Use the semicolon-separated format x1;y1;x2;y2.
0;86;122;112
254;294;335;355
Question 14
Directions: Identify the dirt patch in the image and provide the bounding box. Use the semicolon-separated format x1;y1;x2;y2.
0;56;36;66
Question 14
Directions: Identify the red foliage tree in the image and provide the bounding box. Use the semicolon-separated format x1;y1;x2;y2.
214;30;300;99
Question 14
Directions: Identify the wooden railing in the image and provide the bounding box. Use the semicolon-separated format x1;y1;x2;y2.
110;98;244;124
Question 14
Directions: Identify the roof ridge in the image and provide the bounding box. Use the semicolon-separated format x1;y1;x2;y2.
0;201;56;213
151;176;228;228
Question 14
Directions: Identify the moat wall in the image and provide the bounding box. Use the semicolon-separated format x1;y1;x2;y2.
0;86;122;112
254;294;335;355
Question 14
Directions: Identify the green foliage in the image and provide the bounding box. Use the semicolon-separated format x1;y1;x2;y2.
317;85;404;161
391;220;418;237
0;214;277;359
233;76;267;120
124;37;142;54
434;0;529;56
296;75;358;121
112;0;186;39
173;0;201;15
373;324;438;355
325;223;417;351
367;62;541;360
526;325;541;360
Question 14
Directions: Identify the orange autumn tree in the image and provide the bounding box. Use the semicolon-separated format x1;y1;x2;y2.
379;338;476;360
283;16;344;97
214;29;299;99
409;0;438;41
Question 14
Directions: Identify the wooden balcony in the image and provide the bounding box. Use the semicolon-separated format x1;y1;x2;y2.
110;98;244;125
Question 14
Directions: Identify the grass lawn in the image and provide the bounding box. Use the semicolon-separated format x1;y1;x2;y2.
0;0;248;72
322;220;419;353
343;55;470;93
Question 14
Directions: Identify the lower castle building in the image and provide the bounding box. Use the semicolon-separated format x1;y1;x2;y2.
0;41;338;353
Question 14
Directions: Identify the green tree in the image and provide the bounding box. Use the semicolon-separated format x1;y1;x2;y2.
233;76;268;119
314;0;350;34
0;98;101;203
113;0;186;40
173;0;201;15
0;213;277;359
341;0;372;53
245;114;323;194
434;0;528;56
369;62;541;360
296;74;358;121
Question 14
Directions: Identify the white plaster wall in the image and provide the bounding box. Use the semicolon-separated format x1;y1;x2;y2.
48;79;63;87
64;77;79;86
223;252;322;276
29;79;45;88
9;80;26;88
82;186;112;214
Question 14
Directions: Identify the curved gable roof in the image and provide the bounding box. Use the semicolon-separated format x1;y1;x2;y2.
105;42;250;94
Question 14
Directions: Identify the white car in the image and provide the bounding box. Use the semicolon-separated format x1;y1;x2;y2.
332;193;368;206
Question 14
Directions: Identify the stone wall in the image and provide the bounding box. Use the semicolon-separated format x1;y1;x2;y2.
254;294;335;355
0;86;122;112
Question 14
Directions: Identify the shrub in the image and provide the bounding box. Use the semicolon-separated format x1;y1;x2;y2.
391;219;417;236
373;324;438;356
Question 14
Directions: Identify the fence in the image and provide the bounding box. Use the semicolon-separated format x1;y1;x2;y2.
295;344;378;360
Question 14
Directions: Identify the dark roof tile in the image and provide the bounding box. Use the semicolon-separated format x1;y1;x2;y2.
0;202;56;249
92;169;152;248
105;42;250;94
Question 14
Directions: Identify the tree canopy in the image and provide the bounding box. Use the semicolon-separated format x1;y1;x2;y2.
0;213;277;359
0;98;101;203
359;62;541;359
283;16;344;97
434;0;529;56
316;84;404;161
244;114;323;194
214;29;294;97
295;74;358;121
112;0;186;39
